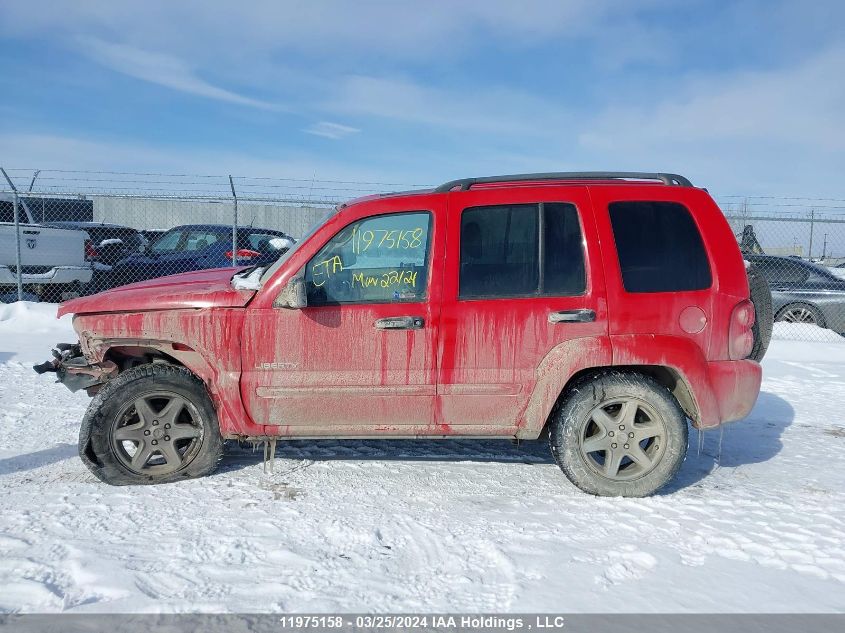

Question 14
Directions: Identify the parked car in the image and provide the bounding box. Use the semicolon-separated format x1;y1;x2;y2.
46;221;146;262
37;172;764;497
44;221;147;294
0;194;92;302
746;254;845;334
138;229;167;250
110;224;294;288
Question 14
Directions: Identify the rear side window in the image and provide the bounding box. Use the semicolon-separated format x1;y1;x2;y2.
609;201;711;293
459;202;586;298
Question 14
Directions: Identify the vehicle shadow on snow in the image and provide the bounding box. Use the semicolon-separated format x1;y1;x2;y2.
661;390;795;494
218;437;556;473
0;442;78;475
219;391;794;495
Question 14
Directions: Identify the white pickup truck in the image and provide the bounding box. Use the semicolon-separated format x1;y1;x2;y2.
0;193;92;301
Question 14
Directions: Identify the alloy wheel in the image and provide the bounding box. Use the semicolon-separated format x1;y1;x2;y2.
780;306;817;325
578;397;667;481
110;391;203;476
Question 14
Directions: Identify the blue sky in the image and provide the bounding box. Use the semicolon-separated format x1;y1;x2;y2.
0;0;844;197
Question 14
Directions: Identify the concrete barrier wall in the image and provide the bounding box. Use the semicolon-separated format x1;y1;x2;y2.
92;197;330;238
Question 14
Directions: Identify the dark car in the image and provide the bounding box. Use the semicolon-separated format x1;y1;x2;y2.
112;224;294;287
138;229;167;247
45;221;147;294
45;221;146;264
746;255;845;334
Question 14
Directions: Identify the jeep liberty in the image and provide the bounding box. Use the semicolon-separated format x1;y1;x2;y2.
36;172;765;496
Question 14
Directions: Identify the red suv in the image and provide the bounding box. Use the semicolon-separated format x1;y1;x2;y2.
37;172;763;496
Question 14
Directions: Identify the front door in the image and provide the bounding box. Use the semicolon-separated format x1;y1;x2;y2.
437;186;609;431
241;203;444;435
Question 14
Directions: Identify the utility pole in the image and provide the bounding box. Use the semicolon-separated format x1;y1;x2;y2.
808;209;815;260
229;175;238;267
821;233;828;262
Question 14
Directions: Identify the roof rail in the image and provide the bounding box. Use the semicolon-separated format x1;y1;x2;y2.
433;171;693;192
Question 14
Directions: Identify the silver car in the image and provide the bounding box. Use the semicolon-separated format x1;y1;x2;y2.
747;255;845;334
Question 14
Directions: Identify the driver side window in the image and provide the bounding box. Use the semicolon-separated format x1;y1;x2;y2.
304;211;431;305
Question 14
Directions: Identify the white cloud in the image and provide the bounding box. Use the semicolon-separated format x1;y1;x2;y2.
303;122;360;140
0;132;420;186
0;1;653;62
326;75;571;136
76;37;276;110
580;47;845;151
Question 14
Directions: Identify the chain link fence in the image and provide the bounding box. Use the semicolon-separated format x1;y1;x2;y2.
719;197;845;344
0;168;426;302
1;168;844;344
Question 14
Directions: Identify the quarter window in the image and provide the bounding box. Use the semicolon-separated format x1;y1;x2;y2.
459;203;586;298
609;201;711;293
304;211;431;305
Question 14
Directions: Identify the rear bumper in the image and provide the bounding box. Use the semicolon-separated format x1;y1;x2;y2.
0;265;93;285
706;359;762;424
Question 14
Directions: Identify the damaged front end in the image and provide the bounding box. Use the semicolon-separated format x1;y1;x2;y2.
33;343;118;394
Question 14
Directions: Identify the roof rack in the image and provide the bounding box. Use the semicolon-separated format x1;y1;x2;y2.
433;171;693;192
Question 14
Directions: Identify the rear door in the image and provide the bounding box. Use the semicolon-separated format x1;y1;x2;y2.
436;186;609;431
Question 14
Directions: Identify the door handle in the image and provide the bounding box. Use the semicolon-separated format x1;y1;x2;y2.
549;309;596;324
375;316;425;330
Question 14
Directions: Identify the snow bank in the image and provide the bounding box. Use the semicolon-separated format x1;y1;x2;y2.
0;301;75;363
771;321;844;343
827;266;845;279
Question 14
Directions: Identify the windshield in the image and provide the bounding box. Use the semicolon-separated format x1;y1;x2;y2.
258;207;336;284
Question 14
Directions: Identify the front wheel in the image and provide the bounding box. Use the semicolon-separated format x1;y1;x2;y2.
80;363;223;485
548;372;688;497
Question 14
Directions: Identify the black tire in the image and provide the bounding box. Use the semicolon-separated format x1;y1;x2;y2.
747;266;773;362
548;371;688;497
776;302;826;329
79;363;223;485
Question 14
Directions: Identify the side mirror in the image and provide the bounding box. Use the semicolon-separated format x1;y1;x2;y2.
274;272;307;309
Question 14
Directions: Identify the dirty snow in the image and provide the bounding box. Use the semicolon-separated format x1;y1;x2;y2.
231;267;264;291
1;302;844;613
269;237;295;251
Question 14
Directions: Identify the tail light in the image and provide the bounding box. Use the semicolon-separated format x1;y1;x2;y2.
225;248;262;261
84;239;98;260
729;299;755;360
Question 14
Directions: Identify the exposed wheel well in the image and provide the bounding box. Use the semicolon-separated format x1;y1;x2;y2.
104;346;185;372
551;365;699;427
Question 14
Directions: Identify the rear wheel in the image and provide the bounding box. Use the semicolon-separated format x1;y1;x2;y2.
80;363;223;485
548;372;688;497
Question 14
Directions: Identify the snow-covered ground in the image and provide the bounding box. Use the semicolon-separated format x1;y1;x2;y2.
1;302;844;613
